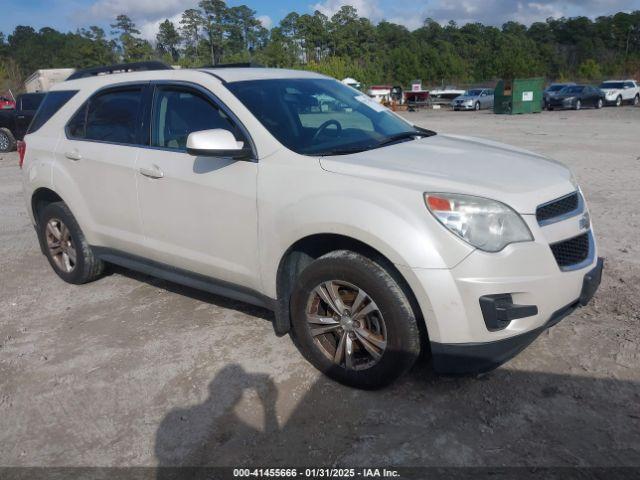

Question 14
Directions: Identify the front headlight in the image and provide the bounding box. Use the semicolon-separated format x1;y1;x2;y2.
424;193;533;252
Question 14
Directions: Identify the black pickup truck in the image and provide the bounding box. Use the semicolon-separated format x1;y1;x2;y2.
0;92;45;152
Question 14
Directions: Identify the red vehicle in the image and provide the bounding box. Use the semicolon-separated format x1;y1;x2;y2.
0;95;16;110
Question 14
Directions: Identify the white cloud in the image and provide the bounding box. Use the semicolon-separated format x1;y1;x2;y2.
87;0;193;21
309;0;640;30
311;0;384;21
139;12;183;42
257;14;273;29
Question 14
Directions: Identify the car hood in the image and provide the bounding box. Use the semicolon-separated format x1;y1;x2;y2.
319;134;575;214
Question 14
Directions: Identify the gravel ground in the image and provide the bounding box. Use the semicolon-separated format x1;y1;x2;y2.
0;106;639;468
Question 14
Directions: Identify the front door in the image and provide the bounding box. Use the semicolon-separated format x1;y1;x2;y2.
135;83;260;289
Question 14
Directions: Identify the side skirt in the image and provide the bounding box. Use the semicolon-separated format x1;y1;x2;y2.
92;246;277;311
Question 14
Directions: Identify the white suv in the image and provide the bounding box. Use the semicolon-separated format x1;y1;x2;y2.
599;79;640;106
20;64;603;388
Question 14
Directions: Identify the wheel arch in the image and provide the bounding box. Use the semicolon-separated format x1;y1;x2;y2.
31;187;64;226
273;233;428;348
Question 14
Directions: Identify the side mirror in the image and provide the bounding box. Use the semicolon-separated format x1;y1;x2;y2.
186;129;252;160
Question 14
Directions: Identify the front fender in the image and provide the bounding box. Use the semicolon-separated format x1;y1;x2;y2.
258;167;473;298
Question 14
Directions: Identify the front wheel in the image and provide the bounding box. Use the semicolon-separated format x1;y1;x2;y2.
634;95;639;106
575;99;582;110
616;95;622;107
474;102;480;111
596;98;603;109
290;251;421;389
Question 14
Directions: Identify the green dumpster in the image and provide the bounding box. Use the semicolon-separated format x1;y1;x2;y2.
494;77;544;114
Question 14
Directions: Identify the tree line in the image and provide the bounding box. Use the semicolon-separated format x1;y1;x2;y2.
1;1;639;93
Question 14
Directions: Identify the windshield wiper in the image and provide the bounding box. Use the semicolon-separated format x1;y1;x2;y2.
376;128;436;148
317;146;375;156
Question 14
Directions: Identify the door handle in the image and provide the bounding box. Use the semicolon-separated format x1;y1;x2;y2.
64;150;82;161
17;115;26;119
139;166;164;179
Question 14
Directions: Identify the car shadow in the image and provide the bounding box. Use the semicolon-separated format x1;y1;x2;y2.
154;359;640;473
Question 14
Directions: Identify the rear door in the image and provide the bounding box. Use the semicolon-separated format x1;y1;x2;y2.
135;82;260;289
55;84;147;254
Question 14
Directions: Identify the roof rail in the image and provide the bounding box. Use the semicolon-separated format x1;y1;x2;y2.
200;62;264;69
67;61;173;80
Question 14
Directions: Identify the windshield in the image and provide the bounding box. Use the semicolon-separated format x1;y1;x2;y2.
599;82;624;89
465;89;482;96
226;78;429;156
561;86;584;94
548;85;566;92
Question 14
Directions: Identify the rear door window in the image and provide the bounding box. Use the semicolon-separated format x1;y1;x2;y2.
20;94;45;111
27;90;78;134
67;87;144;145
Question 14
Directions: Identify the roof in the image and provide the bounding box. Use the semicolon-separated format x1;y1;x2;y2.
201;67;328;83
50;66;330;91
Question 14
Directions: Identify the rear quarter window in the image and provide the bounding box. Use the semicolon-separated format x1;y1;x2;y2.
27;90;78;134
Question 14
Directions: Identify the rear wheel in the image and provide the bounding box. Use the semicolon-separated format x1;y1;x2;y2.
290;250;421;389
0;128;16;153
38;202;104;284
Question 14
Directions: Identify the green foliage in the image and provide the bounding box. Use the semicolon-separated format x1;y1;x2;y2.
1;4;639;89
577;59;602;80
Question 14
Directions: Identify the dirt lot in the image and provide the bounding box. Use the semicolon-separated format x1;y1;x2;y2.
1;107;639;468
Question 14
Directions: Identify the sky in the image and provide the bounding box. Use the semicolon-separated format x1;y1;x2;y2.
1;0;639;40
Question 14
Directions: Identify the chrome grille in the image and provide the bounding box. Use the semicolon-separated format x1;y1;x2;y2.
536;192;580;224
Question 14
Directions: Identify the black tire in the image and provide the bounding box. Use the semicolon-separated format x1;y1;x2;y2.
474;102;480;111
574;99;581;111
634;95;639;106
290;250;421;389
0;128;16;153
616;95;622;107
38;201;104;284
596;98;603;109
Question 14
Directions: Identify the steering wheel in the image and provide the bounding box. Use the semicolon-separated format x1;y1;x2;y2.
311;120;342;144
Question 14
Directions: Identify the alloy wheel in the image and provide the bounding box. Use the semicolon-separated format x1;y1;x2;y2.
45;218;77;273
0;132;8;151
616;96;622;107
305;280;387;371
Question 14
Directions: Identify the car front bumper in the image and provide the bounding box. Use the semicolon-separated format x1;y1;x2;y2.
430;257;603;374
453;103;475;110
396;221;602;374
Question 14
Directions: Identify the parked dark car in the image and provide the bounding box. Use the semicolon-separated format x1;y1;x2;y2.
0;92;45;152
547;85;605;111
543;83;575;109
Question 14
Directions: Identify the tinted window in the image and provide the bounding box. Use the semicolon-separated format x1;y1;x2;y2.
20;93;45;111
27;90;78;134
68;88;143;144
151;87;243;150
466;89;482;96
625;82;635;88
562;86;584;94
599;82;624;89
